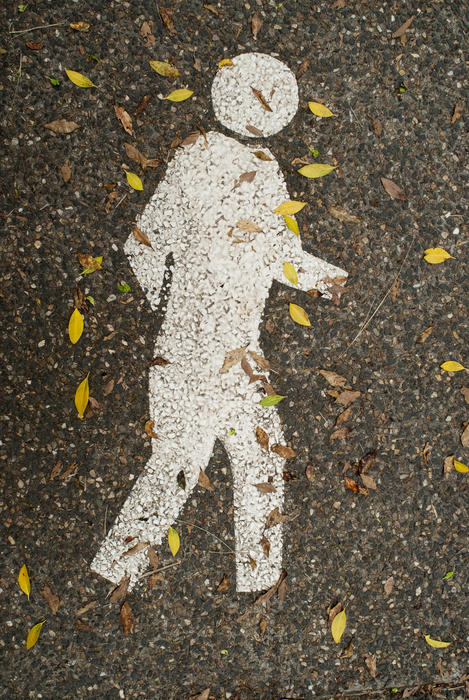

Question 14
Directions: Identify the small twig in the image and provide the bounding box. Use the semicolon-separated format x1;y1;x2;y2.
342;232;416;355
103;505;108;537
175;518;235;553
114;194;127;210
9;22;64;35
13;52;23;100
137;561;180;581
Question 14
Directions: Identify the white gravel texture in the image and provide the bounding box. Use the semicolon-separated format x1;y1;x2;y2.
91;56;347;593
211;52;299;137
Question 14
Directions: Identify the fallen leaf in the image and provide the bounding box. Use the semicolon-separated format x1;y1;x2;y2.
69;21;90;31
256;426;269;451
176;469;185;489
259;394;286;407
277;577;287;600
248;351;270;372
140;21;156;48
440;361;466;372
77;253;102;272
104;189;120;213
74;620;92;632
298;163;337;178
356;450;377;474
283;262;298;286
251;11;262;38
331;609;346;643
253;150;272;161
424;247;455;264
318;370;350;389
236;219;262;233
283;215;299;236
218;58;234;69
18;565;31;599
168;526;180;556
332;427;352;442
216;575;230;592
149;60;179;78
384;575;394;596
364;653;377;678
190;690;210;700
443;455;454;475
296;58;310;80
41;585;61;613
271;444;296;459
392;15;414;38
25;41;42;50
451;104;463;124
305;463;315;482
265;507;289;529
44;119;80;134
344;475;359;493
461;425;469;448
68;308;84;344
416;325;433;343
120;601;133;635
50;461;63;479
336;390;361;407
110;575;130;604
122;541;148;557
380;177;406;200
308;101;335;118
424;634;450;649
236;170;257;186
159;5;175;33
254;569;287;605
454;460;469;473
274;200;307;216
246;124;263;137
75;374;89;419
369;114;383;136
461;387;469;405
114;105;133;135
58;461;78;482
340;640;354;658
125;143;160;171
125;171;143;191
164;89;193;102
259;618;267;635
361;473;377;490
75;599;98;616
60;160;72;182
147;547;159;571
132;224;152;247
134;94;152;115
65;69;95;88
327;205;360;224
289;303;311;327
251;87;272;112
198;469;214;491
144;420;158;439
261;536;270;557
26;621;45;650
335;405;353;426
255;482;276;493
219;345;248;373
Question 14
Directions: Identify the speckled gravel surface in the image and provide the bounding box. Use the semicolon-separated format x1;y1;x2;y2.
1;1;468;699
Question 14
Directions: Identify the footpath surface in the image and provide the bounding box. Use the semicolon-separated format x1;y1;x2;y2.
1;1;468;698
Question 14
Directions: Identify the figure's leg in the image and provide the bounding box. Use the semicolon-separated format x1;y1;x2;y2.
222;401;286;592
91;366;216;588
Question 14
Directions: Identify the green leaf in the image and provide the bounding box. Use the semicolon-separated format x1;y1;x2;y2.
49;76;60;86
308;147;319;157
85;295;95;305
259;394;286;407
18;4;28;12
220;649;228;655
87;54;99;62
298;163;337;179
228;428;236;436
443;571;454;580
117;281;131;293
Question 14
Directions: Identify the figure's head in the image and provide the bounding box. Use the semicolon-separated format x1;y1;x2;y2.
211;52;298;139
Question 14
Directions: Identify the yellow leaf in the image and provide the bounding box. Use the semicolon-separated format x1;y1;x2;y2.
68;308;84;344
289;303;311;327
454;460;469;473
424;634;451;648
218;58;234;69
164;89;193;102
69;22;90;31
283;262;298;286
126;171;143;191
149;60;179;78
65;69;96;88
440;361;466;372
18;564;31;599
423;247;455;264
274;200;307;215
331;610;346;643
168;526;180;556
308;101;335;118
298;163;337;178
283;215;299;236
26;621;45;650
75;374;89;418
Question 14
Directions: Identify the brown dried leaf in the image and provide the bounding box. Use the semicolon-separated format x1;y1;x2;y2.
193;56;202;72
421;441;431;466
150;356;170;367
253;150;272;161
305;463;315;482
306;288;323;299
74;620;92;632
216;575;230;592
103;378;115;396
159;5;175;33
204;3;221;16
277;576;287;600
120;600;133;635
237;170;257;186
328;601;342;627
249;556;257;570
443;454;454;475
461;424;469;448
392;15;414;38
248;351;270;371
75;599;97;616
60;160;72;183
246;124;264;137
147;572;163;589
236;219;262;233
44;119;80;134
59;461;78;481
251;87;272;112
296;58;310;80
109;575;130;604
331;427;352;441
335;405;353;426
369;114;383;137
259;618;267;635
41;584;61;613
140;20;156;48
251;11;262;38
344;476;359;493
190;690;210;700
219;345;248;373
147;546;159;570
271;444;297;459
380;177;406;200
265;507;289;529
327;205;360;224
461;387;469;405
26;41;43;50
114;105;133;136
144;420;158;439
198;469;214;492
356;450;377;474
416;325;433;344
134;94;152;116
261;536;270;558
318;369;350;388
256;426;269;451
360;473;377;490
384;575;394;596
255;569;287;605
291;156;313;167
336;390;361;407
105;189;120;213
132;224;152;247
50;461;63;479
241;356;264;384
364;653;377;678
122;541;148;557
255;482;276;493
451;104;463;124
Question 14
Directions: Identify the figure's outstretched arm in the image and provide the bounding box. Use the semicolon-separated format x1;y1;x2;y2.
124;233;168;312
274;246;347;299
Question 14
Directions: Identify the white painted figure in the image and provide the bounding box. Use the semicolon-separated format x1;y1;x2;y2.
91;53;347;592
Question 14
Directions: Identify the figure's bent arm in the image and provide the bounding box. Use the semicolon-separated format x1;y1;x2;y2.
274;246;347;299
